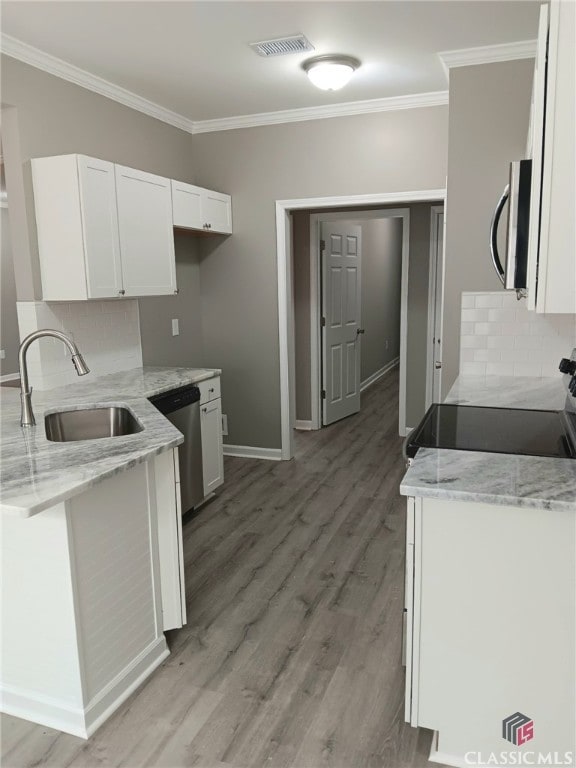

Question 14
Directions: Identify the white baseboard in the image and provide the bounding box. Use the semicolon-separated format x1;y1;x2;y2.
294;419;314;431
0;637;169;739
0;372;19;383
84;637;169;737
360;357;399;392
0;682;88;738
223;444;283;461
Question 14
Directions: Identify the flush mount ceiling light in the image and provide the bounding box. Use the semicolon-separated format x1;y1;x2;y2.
302;55;361;91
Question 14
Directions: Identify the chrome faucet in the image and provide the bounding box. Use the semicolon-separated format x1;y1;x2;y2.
19;329;90;427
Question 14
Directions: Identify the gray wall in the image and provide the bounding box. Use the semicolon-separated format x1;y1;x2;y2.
356;218;403;383
193;109;448;448
405;203;435;427
442;59;533;396
1;207;20;375
292;212;312;422
139;232;204;368
0;55;202;369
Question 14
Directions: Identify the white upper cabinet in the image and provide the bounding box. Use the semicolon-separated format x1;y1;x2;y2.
202;189;232;234
527;0;575;314
32;155;123;300
115;165;177;297
171;180;232;235
32;154;232;301
171;180;203;230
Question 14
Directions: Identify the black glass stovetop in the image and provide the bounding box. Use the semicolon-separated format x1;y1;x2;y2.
406;404;576;460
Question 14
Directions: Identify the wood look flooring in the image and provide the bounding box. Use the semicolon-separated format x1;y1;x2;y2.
1;369;438;768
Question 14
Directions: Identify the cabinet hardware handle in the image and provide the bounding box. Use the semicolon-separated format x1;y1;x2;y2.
118;289;126;295
202;407;207;413
174;288;179;294
209;388;214;393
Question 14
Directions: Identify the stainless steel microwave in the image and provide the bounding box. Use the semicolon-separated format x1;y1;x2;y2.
489;159;532;298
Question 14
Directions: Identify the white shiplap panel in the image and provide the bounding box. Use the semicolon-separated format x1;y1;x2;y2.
68;463;157;701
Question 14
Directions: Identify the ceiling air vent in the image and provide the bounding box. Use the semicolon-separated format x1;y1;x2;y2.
249;34;314;58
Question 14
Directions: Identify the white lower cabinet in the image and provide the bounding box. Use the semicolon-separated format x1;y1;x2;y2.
200;397;224;496
405;496;576;766
154;449;186;631
0;461;174;738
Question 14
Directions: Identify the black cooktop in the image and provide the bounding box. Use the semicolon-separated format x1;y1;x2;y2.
406;404;576;460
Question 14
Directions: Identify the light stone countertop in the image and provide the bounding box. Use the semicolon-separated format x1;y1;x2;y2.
400;374;576;511
0;366;221;517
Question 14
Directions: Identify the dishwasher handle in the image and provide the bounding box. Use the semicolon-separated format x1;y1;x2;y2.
149;385;200;415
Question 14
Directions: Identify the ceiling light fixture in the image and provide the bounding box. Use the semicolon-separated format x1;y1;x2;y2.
302;55;361;91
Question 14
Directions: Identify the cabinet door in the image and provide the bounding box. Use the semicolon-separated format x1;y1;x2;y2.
154;449;186;631
203;190;232;234
77;156;123;298
171;180;204;230
536;0;576;314
200;398;224;496
525;4;548;311
115;165;177;296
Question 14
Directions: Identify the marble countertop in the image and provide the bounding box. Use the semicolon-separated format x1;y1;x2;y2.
400;374;576;512
0;366;221;517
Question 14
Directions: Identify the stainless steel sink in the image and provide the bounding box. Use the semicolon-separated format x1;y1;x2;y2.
45;407;143;442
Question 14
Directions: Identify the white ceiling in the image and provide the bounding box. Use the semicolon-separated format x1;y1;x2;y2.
2;1;541;122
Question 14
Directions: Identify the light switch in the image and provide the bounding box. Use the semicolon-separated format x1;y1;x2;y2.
0;350;5;360
171;319;179;336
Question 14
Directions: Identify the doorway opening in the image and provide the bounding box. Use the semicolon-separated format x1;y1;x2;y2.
276;189;446;461
294;208;409;433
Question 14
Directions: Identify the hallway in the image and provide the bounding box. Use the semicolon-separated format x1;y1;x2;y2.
2;368;437;768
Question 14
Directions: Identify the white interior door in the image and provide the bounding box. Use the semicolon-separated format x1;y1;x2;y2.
426;207;445;409
321;221;362;426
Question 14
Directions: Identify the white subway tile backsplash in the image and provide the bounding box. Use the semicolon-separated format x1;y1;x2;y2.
460;292;576;378
16;300;143;391
461;361;488;375
462;308;490;322
487;336;515;350
461;335;488;349
474;294;504;309
488;308;517;323
474;322;494;336
486;362;515;375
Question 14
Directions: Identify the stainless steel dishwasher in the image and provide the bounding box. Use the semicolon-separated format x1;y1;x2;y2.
149;385;203;514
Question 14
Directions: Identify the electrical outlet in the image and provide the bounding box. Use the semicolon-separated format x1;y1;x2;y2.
221;414;228;436
171;319;179;336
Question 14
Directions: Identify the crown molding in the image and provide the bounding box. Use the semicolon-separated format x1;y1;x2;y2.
2;33;448;136
1;34;196;134
438;39;537;78
192;91;449;134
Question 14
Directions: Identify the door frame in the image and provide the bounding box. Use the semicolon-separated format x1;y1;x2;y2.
425;205;446;410
276;189;447;461
310;208;410;432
